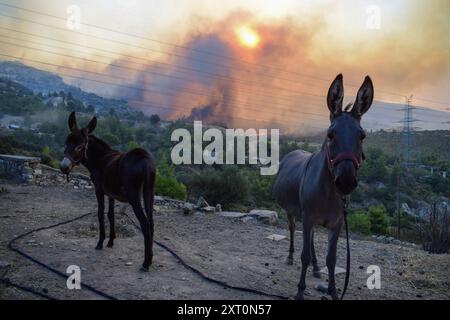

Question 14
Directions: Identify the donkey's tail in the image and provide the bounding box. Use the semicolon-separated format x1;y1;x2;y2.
142;160;156;218
340;207;351;300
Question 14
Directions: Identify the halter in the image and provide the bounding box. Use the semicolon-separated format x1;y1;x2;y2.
325;143;362;175
65;138;89;166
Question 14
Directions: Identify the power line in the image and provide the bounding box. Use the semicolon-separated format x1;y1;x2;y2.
0;31;330;105
0;11;328;96
0;53;330;130
0;49;329;121
0;3;447;106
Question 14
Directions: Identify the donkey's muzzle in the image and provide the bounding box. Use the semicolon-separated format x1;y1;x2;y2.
335;176;358;195
334;161;358;195
59;157;72;174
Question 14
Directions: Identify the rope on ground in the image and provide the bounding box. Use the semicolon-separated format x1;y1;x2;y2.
0;278;58;300
6;211;118;300
121;212;290;300
7;210;290;300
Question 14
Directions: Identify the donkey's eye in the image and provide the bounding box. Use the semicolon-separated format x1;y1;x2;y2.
75;145;83;152
360;131;366;140
327;130;334;140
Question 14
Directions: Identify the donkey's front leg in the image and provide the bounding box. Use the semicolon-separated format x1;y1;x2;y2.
107;197;115;248
95;189;106;250
295;222;313;300
326;223;342;300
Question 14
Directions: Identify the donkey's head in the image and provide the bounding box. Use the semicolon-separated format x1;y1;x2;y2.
325;74;373;195
60;112;97;174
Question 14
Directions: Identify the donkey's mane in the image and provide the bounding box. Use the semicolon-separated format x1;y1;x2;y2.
89;134;115;151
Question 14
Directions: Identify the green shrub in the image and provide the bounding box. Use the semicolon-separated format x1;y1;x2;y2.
368;205;389;235
187;166;250;209
155;159;187;200
40;146;53;166
348;211;371;235
155;173;187;200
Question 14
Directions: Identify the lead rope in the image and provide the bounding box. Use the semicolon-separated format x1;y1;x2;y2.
340;196;351;300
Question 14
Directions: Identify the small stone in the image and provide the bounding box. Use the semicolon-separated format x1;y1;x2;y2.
419;269;425;275
241;216;254;223
320;266;346;275
219;211;246;218
416;294;422;298
359;265;364;270
315;283;328;293
266;234;287;241
125;262;133;266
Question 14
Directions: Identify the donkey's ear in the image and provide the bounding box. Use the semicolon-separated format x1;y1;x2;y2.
352;76;374;118
68;112;77;131
85;116;97;134
327;74;344;118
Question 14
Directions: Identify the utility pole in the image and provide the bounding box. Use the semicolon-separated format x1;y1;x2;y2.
399;95;417;169
396;95;417;239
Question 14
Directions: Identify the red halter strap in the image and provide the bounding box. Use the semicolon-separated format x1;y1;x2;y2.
326;144;362;172
65;139;89;166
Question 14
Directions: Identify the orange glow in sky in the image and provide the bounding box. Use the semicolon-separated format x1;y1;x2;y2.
235;26;260;48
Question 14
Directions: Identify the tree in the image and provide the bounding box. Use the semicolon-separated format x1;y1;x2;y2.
359;147;388;182
155;158;187;200
348;210;371;235
150;114;161;125
368;205;389;235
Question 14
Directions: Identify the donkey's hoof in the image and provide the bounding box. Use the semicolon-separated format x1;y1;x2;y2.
294;291;305;300
286;257;294;265
328;289;339;300
140;265;149;272
106;241;114;248
313;270;321;279
95;244;103;250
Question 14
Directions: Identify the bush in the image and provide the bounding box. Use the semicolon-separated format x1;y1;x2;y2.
40;146;53;166
368;205;389;235
359;147;388;183
187;166;250;209
155;159;187;201
348;211;371;235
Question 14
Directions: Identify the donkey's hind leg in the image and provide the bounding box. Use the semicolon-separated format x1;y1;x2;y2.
286;212;296;265
311;230;321;278
107;197;115;248
126;178;152;272
95;188;105;250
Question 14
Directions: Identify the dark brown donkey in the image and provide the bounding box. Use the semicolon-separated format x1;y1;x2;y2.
60;112;156;271
273;74;374;299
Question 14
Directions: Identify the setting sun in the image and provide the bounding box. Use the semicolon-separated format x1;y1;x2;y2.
235;26;260;48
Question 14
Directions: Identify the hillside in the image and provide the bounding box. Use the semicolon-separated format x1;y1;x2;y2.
0;61;131;116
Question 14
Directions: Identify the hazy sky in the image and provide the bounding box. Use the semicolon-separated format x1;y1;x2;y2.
0;0;449;129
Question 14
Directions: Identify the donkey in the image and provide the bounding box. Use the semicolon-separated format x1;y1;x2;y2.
273;74;373;299
60;112;156;271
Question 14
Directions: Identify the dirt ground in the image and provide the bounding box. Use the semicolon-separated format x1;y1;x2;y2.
0;179;449;300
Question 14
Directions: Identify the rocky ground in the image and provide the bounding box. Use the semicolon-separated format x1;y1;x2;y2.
0;172;449;300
